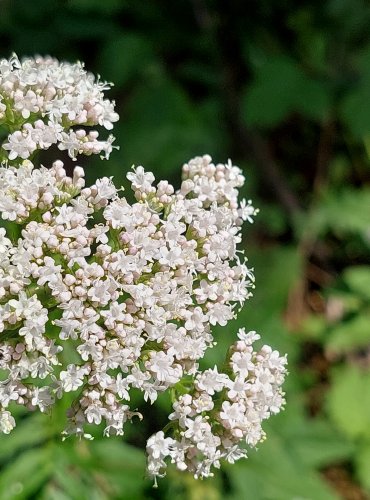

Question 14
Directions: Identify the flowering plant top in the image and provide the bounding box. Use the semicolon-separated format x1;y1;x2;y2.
0;55;287;482
0;54;118;162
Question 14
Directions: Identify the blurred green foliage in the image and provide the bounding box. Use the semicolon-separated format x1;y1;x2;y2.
1;0;370;498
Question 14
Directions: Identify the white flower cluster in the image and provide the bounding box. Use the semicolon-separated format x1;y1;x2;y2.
0;153;286;479
0;56;287;481
0;160;85;222
0;54;118;161
147;330;286;480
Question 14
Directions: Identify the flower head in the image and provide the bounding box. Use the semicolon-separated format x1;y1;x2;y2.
0;54;286;483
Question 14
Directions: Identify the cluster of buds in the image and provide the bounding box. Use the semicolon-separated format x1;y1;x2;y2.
0;55;287;482
0;55;118;162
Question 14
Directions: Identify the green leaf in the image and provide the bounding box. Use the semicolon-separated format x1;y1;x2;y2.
0;219;22;243
340;45;370;137
281;415;354;468
40;486;72;500
0;447;52;499
85;441;148;499
325;314;370;355
47;443;96;500
0;414;51;463
299;315;328;340
227;424;339;500
242;56;330;127
355;442;370;491
305;188;370;239
327;365;370;440
341;86;370;138
267;398;354;469
89;439;146;471
343;266;370;300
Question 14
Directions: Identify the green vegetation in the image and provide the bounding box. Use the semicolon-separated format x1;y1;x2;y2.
1;1;370;498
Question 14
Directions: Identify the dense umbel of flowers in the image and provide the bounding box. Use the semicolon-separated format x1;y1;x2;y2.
0;55;287;482
0;54;118;162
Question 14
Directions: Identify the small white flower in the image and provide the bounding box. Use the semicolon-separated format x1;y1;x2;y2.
220;401;246;428
147;431;175;459
60;364;86;392
127;166;155;191
196;367;230;395
31;386;54;412
146;351;182;384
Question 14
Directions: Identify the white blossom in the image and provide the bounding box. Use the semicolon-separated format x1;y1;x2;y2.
60;364;87;392
0;54;286;484
0;55;118;162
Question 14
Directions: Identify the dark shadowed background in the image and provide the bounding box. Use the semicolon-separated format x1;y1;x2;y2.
1;1;370;499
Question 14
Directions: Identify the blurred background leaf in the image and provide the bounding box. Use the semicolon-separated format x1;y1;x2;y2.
243;56;331;127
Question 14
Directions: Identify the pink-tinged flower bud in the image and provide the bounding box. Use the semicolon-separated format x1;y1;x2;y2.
64;274;76;286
